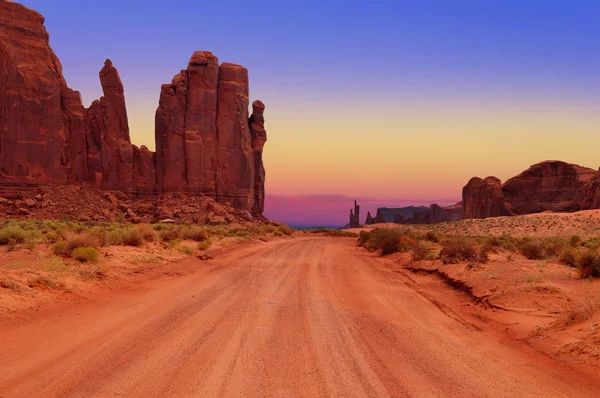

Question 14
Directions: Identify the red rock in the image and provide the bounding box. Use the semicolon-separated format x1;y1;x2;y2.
365;211;375;225
374;209;386;224
24;199;36;207
184;51;219;193
502;161;595;214
155;73;188;192
132;145;156;193
462;177;506;219
582;169;600;210
249;100;268;215
0;1;87;184
88;59;133;190
1;1;269;216
216;63;253;209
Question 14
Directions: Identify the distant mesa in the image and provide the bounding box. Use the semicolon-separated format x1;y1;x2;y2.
0;1;267;216
357;160;600;226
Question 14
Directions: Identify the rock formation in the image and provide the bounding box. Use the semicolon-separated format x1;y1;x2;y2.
349;201;360;227
582;169;600;210
365;211;374;225
462;161;598;219
502;161;595;215
0;2;268;216
462;177;506;219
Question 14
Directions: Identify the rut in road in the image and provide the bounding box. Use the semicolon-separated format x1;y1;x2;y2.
1;237;599;397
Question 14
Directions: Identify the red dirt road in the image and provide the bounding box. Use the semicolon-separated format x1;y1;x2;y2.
1;237;599;397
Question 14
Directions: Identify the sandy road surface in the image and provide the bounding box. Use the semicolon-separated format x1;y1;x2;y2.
1;237;599;397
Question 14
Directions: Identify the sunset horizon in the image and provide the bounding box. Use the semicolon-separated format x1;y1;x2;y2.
13;0;600;227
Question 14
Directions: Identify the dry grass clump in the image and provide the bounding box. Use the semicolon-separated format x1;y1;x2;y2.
159;228;181;243
52;232;100;256
106;227;144;246
576;249;600;279
182;227;209;242
71;246;99;263
197;240;211;251
439;237;478;264
137;224;158;242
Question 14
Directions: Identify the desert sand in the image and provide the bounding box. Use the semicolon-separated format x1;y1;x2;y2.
1;236;600;397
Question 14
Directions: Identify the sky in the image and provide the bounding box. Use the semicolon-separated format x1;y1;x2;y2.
19;0;600;227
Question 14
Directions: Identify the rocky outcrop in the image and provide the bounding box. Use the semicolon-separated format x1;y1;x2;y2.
374;209;386;224
502;161;596;215
0;1;87;184
582;169;600;210
365;211;374;225
462;177;506;219
249;101;267;215
87;59;134;190
0;2;268;216
462;161;599;219
349;201;360;227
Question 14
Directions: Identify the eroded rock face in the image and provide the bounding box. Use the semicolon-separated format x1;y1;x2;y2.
0;1;87;184
582;169;600;210
502;161;596;215
249;100;267;215
365;211;374;225
1;2;268;216
462;176;506;219
216;63;253;209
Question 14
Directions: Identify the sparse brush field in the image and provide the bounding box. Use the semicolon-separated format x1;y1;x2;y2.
0;219;295;311
354;214;600;366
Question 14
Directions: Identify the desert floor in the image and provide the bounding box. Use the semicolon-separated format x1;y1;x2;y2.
1;236;600;397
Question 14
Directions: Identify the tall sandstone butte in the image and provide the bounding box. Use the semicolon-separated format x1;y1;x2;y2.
462;176;506;219
0;1;268;216
0;0;88;184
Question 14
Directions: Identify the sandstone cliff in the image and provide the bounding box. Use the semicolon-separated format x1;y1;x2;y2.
462;161;598;219
0;1;268;216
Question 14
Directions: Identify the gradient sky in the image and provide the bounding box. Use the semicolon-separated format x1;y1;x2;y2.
19;0;600;226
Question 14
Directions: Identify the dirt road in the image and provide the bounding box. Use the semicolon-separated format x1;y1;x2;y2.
1;237;599;397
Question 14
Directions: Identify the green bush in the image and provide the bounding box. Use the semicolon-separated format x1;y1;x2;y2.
180;245;193;255
52;240;71;256
570;235;582;247
71;246;99;263
440;237;478;264
0;226;26;245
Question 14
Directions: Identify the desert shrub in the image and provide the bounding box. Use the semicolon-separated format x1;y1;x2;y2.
519;240;546;260
121;228;144;246
425;231;439;243
577;249;600;279
182;227;209;242
52;240;71;256
71;246;99;263
197;240;211;251
486;236;502;247
368;229;403;255
159;228;181;242
397;235;417;252
137;224;158;242
479;244;493;263
412;241;429;261
440;237;478;264
180;245;193;255
358;230;372;246
278;225;294;236
544;239;567;257
0;226;26;245
582;237;600;250
44;231;60;244
570;235;582;247
559;246;578;267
